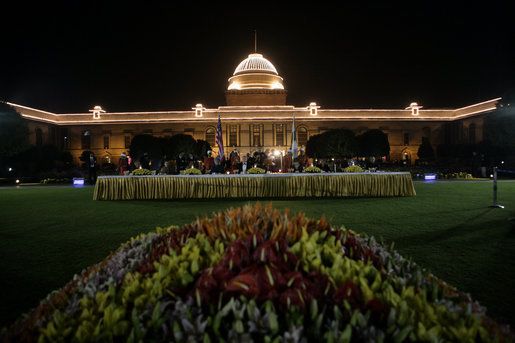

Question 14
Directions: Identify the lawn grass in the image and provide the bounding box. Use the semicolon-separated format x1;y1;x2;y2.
0;181;514;329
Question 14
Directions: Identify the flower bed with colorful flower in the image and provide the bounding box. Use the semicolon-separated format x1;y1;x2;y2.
247;167;266;174
344;165;364;173
303;166;322;173
2;204;512;342
180;167;202;175
131;168;154;176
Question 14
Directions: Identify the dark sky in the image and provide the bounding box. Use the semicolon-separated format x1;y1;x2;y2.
1;1;514;112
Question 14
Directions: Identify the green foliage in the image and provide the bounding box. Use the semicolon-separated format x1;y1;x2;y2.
357;129;390;158
195;139;212;159
131;168;153;175
306;129;358;159
303;166;322;173
128;134;162;163
440;172;474;179
161;134;197;160
417;137;435;161
344;165;364;173
0;102;29;158
40;178;71;184
2;204;512;342
247;167;266;174
180;167;202;175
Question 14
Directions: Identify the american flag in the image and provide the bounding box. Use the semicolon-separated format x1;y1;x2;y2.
216;113;224;159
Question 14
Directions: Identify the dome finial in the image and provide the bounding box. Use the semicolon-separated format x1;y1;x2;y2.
254;29;257;53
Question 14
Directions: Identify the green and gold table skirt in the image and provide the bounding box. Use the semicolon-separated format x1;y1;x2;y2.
93;173;416;200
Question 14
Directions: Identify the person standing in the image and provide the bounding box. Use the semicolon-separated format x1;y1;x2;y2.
118;152;129;175
203;150;215;174
88;152;97;184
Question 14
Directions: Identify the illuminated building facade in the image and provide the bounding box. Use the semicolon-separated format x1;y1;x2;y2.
8;52;500;165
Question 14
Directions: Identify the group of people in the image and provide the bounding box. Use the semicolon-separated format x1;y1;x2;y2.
200;149;309;174
85;151;133;184
85;148;312;183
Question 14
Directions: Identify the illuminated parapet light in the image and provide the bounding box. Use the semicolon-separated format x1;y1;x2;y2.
89;105;106;119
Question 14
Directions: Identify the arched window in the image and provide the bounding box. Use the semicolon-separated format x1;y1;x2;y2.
469;124;476;144
205;127;215;147
297;126;308;147
35;128;43;146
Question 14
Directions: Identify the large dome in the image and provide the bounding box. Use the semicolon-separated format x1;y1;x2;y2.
228;52;284;91
233;53;278;75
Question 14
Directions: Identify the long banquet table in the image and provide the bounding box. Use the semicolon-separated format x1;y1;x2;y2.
92;172;416;200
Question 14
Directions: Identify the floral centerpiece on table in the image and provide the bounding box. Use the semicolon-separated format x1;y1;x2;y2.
344;165;364;173
303;166;322;173
131;168;154;176
3;204;512;342
247;167;266;174
180;167;202;175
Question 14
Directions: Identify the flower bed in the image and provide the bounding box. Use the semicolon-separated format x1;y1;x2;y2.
247;167;266;174
303;166;322;173
40;178;71;184
2;205;512;342
180;167;202;175
344;165;364;173
131;168;154;176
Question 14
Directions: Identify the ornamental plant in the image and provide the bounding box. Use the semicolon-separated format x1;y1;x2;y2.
131;168;154;176
180;167;202;175
344;165;364;173
247;167;266;174
2;204;512;342
303;166;322;173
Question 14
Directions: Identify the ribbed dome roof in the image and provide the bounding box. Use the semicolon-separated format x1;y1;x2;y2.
233;53;278;75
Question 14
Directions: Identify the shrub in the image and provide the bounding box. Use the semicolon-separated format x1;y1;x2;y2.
344;165;364;173
131;168;154;176
180;167;202;175
40;178;71;184
303;166;322;173
441;172;474;179
2;205;512;342
247;167;266;174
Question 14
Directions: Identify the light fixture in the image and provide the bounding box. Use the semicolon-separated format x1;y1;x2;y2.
73;178;85;187
193;104;205;117
89;105;105;119
424;174;437;181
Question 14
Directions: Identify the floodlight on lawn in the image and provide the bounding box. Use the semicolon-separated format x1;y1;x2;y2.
73;178;85;187
490;167;504;209
424;174;437;181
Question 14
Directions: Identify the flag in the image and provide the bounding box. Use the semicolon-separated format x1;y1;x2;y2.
291;113;298;158
216;113;225;159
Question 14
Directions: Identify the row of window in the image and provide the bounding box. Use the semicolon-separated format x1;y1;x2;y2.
45;123;479;150
205;125;308;147
79;134;132;150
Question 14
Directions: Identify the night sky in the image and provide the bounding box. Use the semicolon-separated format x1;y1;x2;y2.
1;2;514;113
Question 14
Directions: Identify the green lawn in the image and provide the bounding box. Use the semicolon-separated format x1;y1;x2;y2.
0;181;514;329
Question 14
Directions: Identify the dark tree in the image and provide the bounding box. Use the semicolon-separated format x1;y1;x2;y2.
161;134;197;160
129;135;162;162
195;139;212;159
357;129;390;158
0;102;29;158
305;129;358;158
484;92;515;149
306;133;323;158
417;137;435;161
